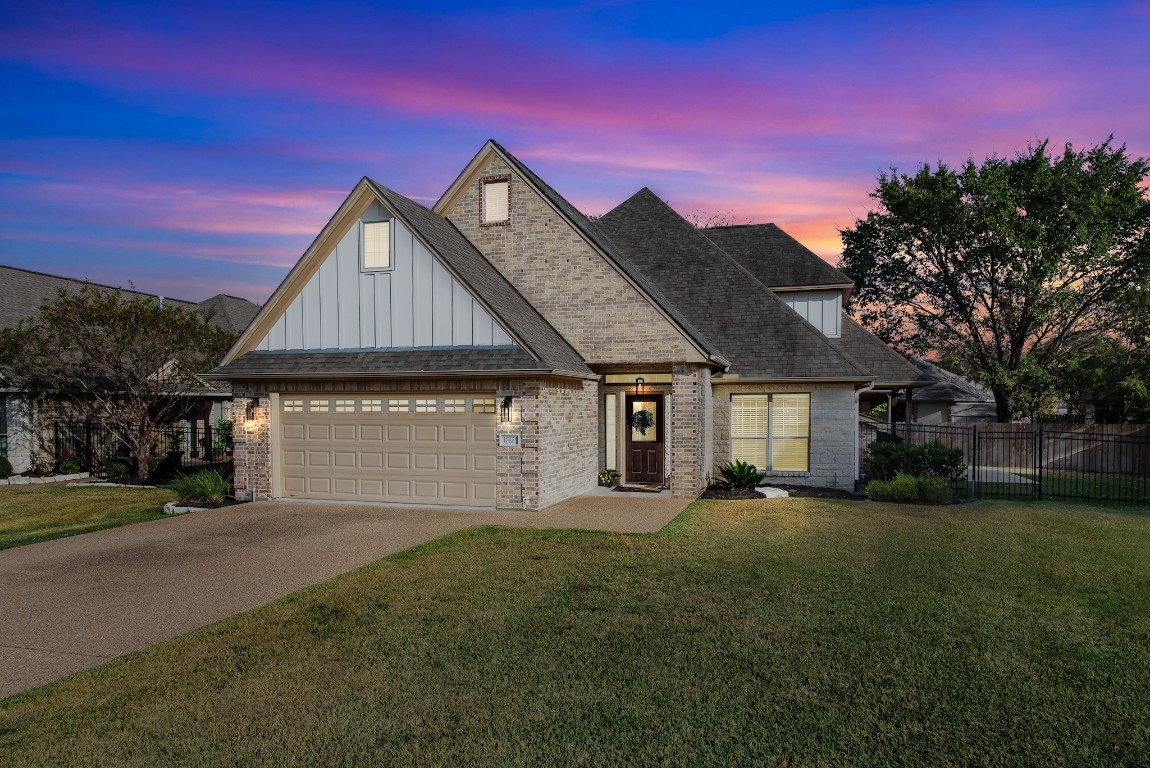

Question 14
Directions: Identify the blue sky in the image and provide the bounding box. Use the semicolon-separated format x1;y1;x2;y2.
2;0;1147;302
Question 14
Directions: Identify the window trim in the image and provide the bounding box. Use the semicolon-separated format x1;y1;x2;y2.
480;175;511;227
360;219;393;272
730;393;811;472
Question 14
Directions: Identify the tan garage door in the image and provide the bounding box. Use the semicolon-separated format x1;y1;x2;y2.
279;394;498;507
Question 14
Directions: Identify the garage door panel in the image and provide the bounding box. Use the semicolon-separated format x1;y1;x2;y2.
280;393;497;507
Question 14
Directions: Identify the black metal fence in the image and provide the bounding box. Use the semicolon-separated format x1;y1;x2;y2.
860;422;1150;506
53;421;233;477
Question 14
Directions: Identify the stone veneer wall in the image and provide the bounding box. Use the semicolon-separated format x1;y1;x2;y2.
712;382;857;491
229;376;592;510
443;155;698;365
668;363;709;498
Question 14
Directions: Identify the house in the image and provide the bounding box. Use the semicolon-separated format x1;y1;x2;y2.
891;358;998;424
206;140;933;509
0;264;260;474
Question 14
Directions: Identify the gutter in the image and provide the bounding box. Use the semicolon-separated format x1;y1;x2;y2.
200;368;601;382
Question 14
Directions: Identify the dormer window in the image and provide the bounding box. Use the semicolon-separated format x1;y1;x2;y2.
362;220;391;270
481;177;510;225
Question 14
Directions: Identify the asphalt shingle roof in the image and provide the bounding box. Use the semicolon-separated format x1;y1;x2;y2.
596;189;870;380
831;317;935;386
207;348;547;378
0;264;259;334
700;224;853;288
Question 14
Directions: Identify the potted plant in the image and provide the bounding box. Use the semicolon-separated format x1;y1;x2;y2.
598;470;620;488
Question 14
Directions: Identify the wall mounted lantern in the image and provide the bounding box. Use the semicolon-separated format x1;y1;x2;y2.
635;376;645;393
500;395;514;423
246;398;259;420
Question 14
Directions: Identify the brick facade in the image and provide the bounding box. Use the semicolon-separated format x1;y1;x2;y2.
668;363;709;498
443;155;698;366
230;375;595;510
712;382;857;491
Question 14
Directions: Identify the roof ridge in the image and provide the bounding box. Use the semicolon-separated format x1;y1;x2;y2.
0;263;201;305
606;189;868;377
480;144;726;363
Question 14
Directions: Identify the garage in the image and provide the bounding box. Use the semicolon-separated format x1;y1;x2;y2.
278;394;498;507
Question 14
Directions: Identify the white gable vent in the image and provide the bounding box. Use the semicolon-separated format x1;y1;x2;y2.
482;178;509;225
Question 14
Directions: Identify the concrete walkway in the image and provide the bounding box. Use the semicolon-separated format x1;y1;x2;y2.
0;493;689;698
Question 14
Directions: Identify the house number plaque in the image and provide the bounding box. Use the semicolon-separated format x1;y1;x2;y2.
498;434;520;447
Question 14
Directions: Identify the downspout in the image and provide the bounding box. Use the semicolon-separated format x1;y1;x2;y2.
855;381;877;488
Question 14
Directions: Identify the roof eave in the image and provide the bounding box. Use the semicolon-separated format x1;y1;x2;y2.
202;367;599;382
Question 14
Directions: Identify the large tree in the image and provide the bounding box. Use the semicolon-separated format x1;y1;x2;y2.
0;284;236;478
840;138;1150;422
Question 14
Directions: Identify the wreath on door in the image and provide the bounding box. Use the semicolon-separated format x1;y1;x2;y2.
631;409;655;435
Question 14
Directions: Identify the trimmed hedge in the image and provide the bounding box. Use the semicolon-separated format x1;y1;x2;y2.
864;441;965;485
864;472;954;504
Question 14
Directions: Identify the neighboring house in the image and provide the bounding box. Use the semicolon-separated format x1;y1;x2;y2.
206;140;933;509
0;264;260;474
886;358;997;424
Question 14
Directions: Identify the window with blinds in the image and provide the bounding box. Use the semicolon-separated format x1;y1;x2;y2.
482;179;509;224
362;220;390;270
730;394;810;472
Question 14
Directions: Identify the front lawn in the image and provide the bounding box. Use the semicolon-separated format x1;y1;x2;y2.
0;484;174;550
1;498;1148;766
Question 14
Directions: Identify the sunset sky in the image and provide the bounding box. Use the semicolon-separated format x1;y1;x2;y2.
2;1;1148;304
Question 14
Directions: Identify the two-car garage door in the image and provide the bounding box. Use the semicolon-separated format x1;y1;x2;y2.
278;394;498;507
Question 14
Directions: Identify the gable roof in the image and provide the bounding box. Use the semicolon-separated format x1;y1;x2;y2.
0;264;258;334
700;224;854;292
597;189;871;380
830;317;935;387
435;140;728;367
908;358;995;403
210;179;592;380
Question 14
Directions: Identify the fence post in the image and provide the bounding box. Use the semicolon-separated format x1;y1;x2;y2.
971;424;979;499
53;421;60;465
84;420;93;472
1036;427;1044;501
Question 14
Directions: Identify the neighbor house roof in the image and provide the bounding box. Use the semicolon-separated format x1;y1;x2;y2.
908;358;995;403
597;189;871;380
208;179;594;380
700;224;854;291
0;264;259;334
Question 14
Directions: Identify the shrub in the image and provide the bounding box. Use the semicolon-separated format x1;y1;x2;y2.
148;452;182;479
719;460;767;491
0;456;12;478
864;441;965;484
864;472;920;502
169;470;232;503
57;457;82;474
916;475;953;504
102;456;138;478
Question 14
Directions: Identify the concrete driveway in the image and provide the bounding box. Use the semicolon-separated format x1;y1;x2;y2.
0;493;689;698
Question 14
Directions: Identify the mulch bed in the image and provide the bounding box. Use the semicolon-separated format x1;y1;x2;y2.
173;498;247;509
700;483;866;501
699;484;765;500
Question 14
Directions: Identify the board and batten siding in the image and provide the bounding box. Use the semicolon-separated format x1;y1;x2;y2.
257;202;514;351
777;290;841;338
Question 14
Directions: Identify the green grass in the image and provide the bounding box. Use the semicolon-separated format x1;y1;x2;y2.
2;498;1149;766
969;471;1149;505
0;484;174;550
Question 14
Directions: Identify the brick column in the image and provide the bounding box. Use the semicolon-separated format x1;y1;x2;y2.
232;391;271;500
669;363;707;498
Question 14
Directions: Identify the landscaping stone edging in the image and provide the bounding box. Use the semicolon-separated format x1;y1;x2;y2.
4;472;91;486
163;501;210;515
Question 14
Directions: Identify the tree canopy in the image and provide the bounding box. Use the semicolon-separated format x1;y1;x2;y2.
840;138;1150;422
0;284;237;477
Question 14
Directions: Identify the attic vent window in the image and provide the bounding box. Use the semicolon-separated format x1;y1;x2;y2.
362;220;391;270
481;177;510;226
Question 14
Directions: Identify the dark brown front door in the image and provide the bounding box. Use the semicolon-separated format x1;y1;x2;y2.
625;394;664;485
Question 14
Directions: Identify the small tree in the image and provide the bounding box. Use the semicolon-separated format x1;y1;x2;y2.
0;284;236;479
840;137;1150;422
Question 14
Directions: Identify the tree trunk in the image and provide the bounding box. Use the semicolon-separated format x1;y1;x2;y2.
993;387;1013;423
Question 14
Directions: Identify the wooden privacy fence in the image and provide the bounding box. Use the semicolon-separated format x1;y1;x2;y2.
859;421;1150;505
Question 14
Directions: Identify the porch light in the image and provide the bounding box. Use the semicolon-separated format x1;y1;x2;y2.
500;395;514;423
635;376;645;393
246;398;259;420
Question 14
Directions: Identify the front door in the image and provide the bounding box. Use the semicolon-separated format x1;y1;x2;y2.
625;394;664;485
